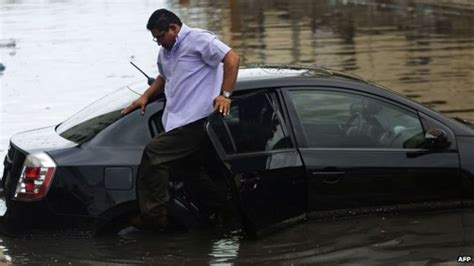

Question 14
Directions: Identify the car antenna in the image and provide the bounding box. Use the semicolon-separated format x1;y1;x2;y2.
130;61;155;85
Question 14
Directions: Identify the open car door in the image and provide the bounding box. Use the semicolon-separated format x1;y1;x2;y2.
205;91;306;236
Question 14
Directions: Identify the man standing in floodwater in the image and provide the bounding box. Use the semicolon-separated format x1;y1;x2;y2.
121;9;240;230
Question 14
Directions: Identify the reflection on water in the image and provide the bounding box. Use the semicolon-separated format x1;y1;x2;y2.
209;235;241;264
0;0;473;264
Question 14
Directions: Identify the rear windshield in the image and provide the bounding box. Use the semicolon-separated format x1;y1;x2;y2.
56;82;147;143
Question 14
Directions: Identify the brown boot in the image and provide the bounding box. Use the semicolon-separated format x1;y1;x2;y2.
130;207;168;231
129;214;168;231
129;215;147;230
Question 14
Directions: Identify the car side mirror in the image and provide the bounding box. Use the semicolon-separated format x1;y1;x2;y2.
425;128;450;150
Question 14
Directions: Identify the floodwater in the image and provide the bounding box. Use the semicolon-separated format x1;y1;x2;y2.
0;0;473;264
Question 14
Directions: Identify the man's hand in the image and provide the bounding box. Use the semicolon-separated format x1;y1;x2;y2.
121;75;165;116
121;96;149;116
213;95;231;116
215;50;239;117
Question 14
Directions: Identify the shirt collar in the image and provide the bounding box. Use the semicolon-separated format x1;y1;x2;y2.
173;24;191;50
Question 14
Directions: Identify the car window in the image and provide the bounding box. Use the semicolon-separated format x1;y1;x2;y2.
210;92;292;154
57;84;145;143
288;90;426;149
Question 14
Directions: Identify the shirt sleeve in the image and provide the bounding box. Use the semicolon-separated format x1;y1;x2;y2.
198;32;231;67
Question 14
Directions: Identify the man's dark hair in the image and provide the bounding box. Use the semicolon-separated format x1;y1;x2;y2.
147;9;182;31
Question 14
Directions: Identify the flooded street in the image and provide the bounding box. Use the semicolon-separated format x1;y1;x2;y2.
1;0;473;264
0;208;472;264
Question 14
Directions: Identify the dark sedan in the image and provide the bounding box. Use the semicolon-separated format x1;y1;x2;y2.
2;65;474;236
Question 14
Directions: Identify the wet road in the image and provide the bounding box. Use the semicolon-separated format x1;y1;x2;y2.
1;0;473;264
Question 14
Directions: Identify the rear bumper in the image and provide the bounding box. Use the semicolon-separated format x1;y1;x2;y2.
1;195;55;224
0;191;96;233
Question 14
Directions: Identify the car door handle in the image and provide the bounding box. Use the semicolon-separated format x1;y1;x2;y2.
240;176;261;191
240;176;261;184
311;171;344;184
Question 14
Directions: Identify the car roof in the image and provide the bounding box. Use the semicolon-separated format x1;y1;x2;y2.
236;64;371;90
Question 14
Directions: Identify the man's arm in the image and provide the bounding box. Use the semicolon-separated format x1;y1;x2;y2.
214;49;240;116
121;75;165;115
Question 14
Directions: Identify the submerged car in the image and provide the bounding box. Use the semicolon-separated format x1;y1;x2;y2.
2;65;474;236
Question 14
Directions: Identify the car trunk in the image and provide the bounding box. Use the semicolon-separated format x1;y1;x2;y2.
1;126;77;215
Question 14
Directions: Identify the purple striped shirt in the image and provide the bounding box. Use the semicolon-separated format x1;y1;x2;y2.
157;24;231;132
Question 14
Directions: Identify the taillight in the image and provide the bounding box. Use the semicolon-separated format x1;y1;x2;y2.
14;152;56;201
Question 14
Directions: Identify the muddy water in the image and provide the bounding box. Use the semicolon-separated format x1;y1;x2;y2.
0;0;473;264
0;209;472;264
